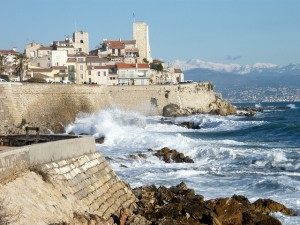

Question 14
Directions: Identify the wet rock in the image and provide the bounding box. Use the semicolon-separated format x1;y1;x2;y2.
154;147;194;163
177;121;201;129
95;136;105;144
237;106;263;112
129;153;147;160
243;211;282;225
162;104;183;117
252;198;295;216
132;183;292;225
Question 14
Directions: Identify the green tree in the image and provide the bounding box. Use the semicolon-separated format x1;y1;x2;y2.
150;62;163;72
14;53;28;81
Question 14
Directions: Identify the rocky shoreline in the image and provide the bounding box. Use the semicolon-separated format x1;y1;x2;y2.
117;182;295;225
0;105;297;224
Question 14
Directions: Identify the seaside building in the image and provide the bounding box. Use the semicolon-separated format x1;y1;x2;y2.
0;48;19;77
116;62;150;85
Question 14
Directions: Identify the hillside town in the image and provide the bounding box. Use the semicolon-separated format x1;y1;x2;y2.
0;22;184;85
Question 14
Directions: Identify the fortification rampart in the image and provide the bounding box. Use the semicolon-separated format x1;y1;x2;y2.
0;82;232;132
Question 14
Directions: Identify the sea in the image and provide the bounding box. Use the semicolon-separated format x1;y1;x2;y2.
65;102;300;225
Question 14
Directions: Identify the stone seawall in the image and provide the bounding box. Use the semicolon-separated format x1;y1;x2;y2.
0;137;136;224
0;82;235;132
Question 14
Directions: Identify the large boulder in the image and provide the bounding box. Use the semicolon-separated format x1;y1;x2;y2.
154;147;194;163
252;198;295;216
162;104;183;117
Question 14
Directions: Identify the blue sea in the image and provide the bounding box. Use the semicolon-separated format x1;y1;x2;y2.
66;102;300;224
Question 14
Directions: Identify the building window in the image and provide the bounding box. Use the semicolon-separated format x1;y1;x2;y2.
98;72;101;76
103;71;107;76
80;65;83;70
79;48;82;52
88;70;91;75
47;63;51;67
37;63;40;67
121;71;126;77
130;70;134;77
80;74;83;79
78;58;84;62
112;49;115;54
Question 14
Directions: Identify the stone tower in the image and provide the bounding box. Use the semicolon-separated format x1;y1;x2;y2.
73;31;89;54
133;22;152;62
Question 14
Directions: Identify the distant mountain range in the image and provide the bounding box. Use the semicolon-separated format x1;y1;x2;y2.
173;59;300;89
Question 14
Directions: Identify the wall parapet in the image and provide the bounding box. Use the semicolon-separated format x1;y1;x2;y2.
0;136;96;183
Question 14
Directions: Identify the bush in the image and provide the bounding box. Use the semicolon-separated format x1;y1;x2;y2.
0;75;9;82
26;77;47;83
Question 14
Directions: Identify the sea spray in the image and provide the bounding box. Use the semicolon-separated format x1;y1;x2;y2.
66;103;300;224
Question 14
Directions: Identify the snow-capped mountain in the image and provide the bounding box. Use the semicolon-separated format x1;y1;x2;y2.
175;59;300;89
172;59;300;75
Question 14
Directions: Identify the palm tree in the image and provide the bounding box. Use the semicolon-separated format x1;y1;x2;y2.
14;53;28;81
0;54;6;74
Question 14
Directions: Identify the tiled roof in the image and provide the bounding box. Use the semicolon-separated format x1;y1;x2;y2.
86;56;109;62
116;63;149;69
174;68;182;73
52;66;67;70
38;46;53;50
121;40;136;45
0;50;19;55
103;40;124;49
27;68;53;73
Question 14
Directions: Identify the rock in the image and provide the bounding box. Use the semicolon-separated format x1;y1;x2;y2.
132;183;293;225
95;136;105;144
243;211;282;225
252;198;295;216
177;121;201;129
154;147;194;163
162;104;183;117
129;153;147;160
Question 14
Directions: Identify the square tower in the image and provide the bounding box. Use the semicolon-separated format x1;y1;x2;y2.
133;22;152;62
73;31;89;54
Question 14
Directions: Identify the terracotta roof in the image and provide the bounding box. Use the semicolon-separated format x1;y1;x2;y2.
0;50;19;55
116;63;149;69
103;40;124;49
38;46;53;50
27;68;53;73
121;40;136;45
52;66;67;70
86;56;109;63
174;68;183;73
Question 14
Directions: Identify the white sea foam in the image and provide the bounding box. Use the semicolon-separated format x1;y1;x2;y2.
65;107;300;223
287;103;297;109
255;103;262;108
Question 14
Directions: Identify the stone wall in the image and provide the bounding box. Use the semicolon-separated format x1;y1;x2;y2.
0;83;22;125
1;82;234;132
0;137;136;224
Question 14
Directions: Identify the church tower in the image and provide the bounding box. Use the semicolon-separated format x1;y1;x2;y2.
133;22;152;62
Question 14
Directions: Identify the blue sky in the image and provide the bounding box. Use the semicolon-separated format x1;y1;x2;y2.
1;0;299;65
